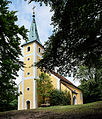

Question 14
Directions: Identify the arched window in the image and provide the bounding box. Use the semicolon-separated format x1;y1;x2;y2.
38;47;41;53
73;95;77;105
27;46;30;52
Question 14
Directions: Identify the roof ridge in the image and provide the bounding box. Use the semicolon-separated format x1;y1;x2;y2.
51;70;81;90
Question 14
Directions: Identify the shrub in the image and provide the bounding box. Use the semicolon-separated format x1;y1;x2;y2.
49;89;71;106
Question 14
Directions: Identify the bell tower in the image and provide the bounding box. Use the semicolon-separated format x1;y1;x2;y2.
18;7;43;110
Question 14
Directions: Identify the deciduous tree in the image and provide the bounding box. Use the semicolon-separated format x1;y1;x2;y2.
77;66;102;103
26;0;102;76
37;73;53;104
0;0;27;111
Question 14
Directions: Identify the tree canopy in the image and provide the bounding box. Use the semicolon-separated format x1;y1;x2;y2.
0;0;27;111
37;73;53;104
26;0;102;76
78;66;102;103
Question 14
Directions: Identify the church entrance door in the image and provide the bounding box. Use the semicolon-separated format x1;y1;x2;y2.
26;101;30;109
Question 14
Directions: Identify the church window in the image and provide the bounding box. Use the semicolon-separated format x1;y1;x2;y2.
27;87;30;91
38;47;41;53
27;46;30;52
27;72;30;75
27;58;30;61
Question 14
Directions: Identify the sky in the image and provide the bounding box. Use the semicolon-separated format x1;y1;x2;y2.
9;0;80;86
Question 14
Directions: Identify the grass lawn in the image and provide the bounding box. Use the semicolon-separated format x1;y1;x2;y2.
38;101;102;113
0;101;102;119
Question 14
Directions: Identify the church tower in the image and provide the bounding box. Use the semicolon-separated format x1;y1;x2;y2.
18;7;43;110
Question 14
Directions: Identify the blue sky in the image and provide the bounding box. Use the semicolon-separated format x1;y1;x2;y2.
9;0;80;86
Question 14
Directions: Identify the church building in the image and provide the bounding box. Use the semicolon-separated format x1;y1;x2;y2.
18;9;83;110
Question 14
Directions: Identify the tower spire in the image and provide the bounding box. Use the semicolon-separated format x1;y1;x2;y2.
32;6;35;22
22;6;42;47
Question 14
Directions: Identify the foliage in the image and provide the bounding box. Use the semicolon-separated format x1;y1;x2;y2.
78;66;102;103
8;98;18;110
37;73;53;104
0;0;27;111
26;0;102;76
49;89;70;106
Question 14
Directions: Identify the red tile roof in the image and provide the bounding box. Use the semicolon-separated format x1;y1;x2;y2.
51;70;81;91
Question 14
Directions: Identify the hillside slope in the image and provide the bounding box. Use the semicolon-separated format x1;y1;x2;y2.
0;101;102;119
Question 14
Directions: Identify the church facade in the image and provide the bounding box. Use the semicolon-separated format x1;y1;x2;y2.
18;11;83;110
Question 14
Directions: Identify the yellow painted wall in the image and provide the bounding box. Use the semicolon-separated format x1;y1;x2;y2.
37;44;43;55
24;43;34;78
36;44;43;77
24;67;33;78
61;83;72;104
24;43;33;56
68;84;83;104
75;89;83;104
49;75;57;89
61;83;83;104
23;79;34;109
37;56;42;77
24;55;33;67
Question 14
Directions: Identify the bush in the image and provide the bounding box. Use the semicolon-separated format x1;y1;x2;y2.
49;89;71;106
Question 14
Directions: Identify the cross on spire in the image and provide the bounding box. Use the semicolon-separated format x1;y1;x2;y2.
32;6;35;22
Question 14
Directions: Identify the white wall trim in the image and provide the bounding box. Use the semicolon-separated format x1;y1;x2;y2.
37;53;42;58
24;53;33;57
37;76;39;79
18;85;20;110
33;42;37;78
22;47;24;110
57;78;61;91
33;80;37;108
33;42;37;109
24;76;34;80
51;73;61;91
